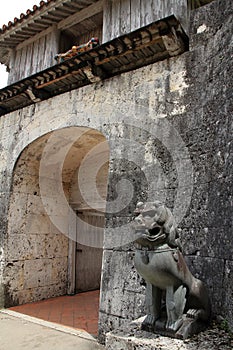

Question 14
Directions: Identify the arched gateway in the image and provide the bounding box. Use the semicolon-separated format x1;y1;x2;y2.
0;0;232;342
4;126;109;306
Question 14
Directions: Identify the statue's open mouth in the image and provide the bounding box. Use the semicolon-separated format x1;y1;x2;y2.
149;226;161;235
137;225;166;242
141;226;161;241
134;221;166;243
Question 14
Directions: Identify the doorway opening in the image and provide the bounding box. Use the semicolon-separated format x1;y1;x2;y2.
67;129;109;296
5;126;109;334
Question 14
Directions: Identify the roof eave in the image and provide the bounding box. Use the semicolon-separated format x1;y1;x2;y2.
0;0;101;49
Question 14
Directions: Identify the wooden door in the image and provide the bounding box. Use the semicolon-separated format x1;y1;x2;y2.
75;210;104;293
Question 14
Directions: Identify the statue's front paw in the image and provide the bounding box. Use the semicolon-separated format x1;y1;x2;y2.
167;318;183;332
186;309;200;320
142;314;157;332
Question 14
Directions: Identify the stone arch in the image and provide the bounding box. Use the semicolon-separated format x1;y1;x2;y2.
4;126;109;307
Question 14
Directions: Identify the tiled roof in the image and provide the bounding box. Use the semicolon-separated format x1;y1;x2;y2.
0;0;101;66
0;1;100;43
0;1;54;34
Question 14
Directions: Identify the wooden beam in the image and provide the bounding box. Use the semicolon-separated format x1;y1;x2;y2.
161;28;185;56
35;70;84;88
58;0;103;31
95;36;162;66
83;66;101;82
109;49;170;75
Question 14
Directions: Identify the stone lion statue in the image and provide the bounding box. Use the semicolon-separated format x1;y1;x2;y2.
132;201;211;339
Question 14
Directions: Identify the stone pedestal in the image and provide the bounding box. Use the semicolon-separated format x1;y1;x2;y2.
105;317;232;350
105;320;186;350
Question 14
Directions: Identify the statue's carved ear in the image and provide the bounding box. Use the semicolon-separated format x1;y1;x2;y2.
153;200;162;208
136;201;144;208
134;201;144;213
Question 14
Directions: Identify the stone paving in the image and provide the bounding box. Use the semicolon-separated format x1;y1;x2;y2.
9;290;100;336
0;311;104;350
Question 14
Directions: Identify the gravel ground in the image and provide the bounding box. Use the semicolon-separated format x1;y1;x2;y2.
182;321;233;350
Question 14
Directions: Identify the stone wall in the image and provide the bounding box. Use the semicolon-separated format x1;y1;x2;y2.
99;0;232;340
0;0;231;338
4;135;69;306
183;0;232;328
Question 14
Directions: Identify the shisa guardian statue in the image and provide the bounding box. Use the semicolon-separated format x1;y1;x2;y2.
132;201;211;339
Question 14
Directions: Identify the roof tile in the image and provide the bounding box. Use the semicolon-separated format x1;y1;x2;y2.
0;0;52;33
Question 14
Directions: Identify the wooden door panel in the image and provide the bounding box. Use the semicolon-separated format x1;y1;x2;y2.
75;243;103;292
75;211;104;293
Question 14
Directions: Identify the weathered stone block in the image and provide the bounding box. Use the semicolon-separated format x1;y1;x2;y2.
222;260;233;330
25;214;51;234
24;259;52;289
99;249;145;332
7;192;27;234
185;256;225;315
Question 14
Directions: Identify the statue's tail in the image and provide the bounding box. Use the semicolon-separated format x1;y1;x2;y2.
188;278;211;321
